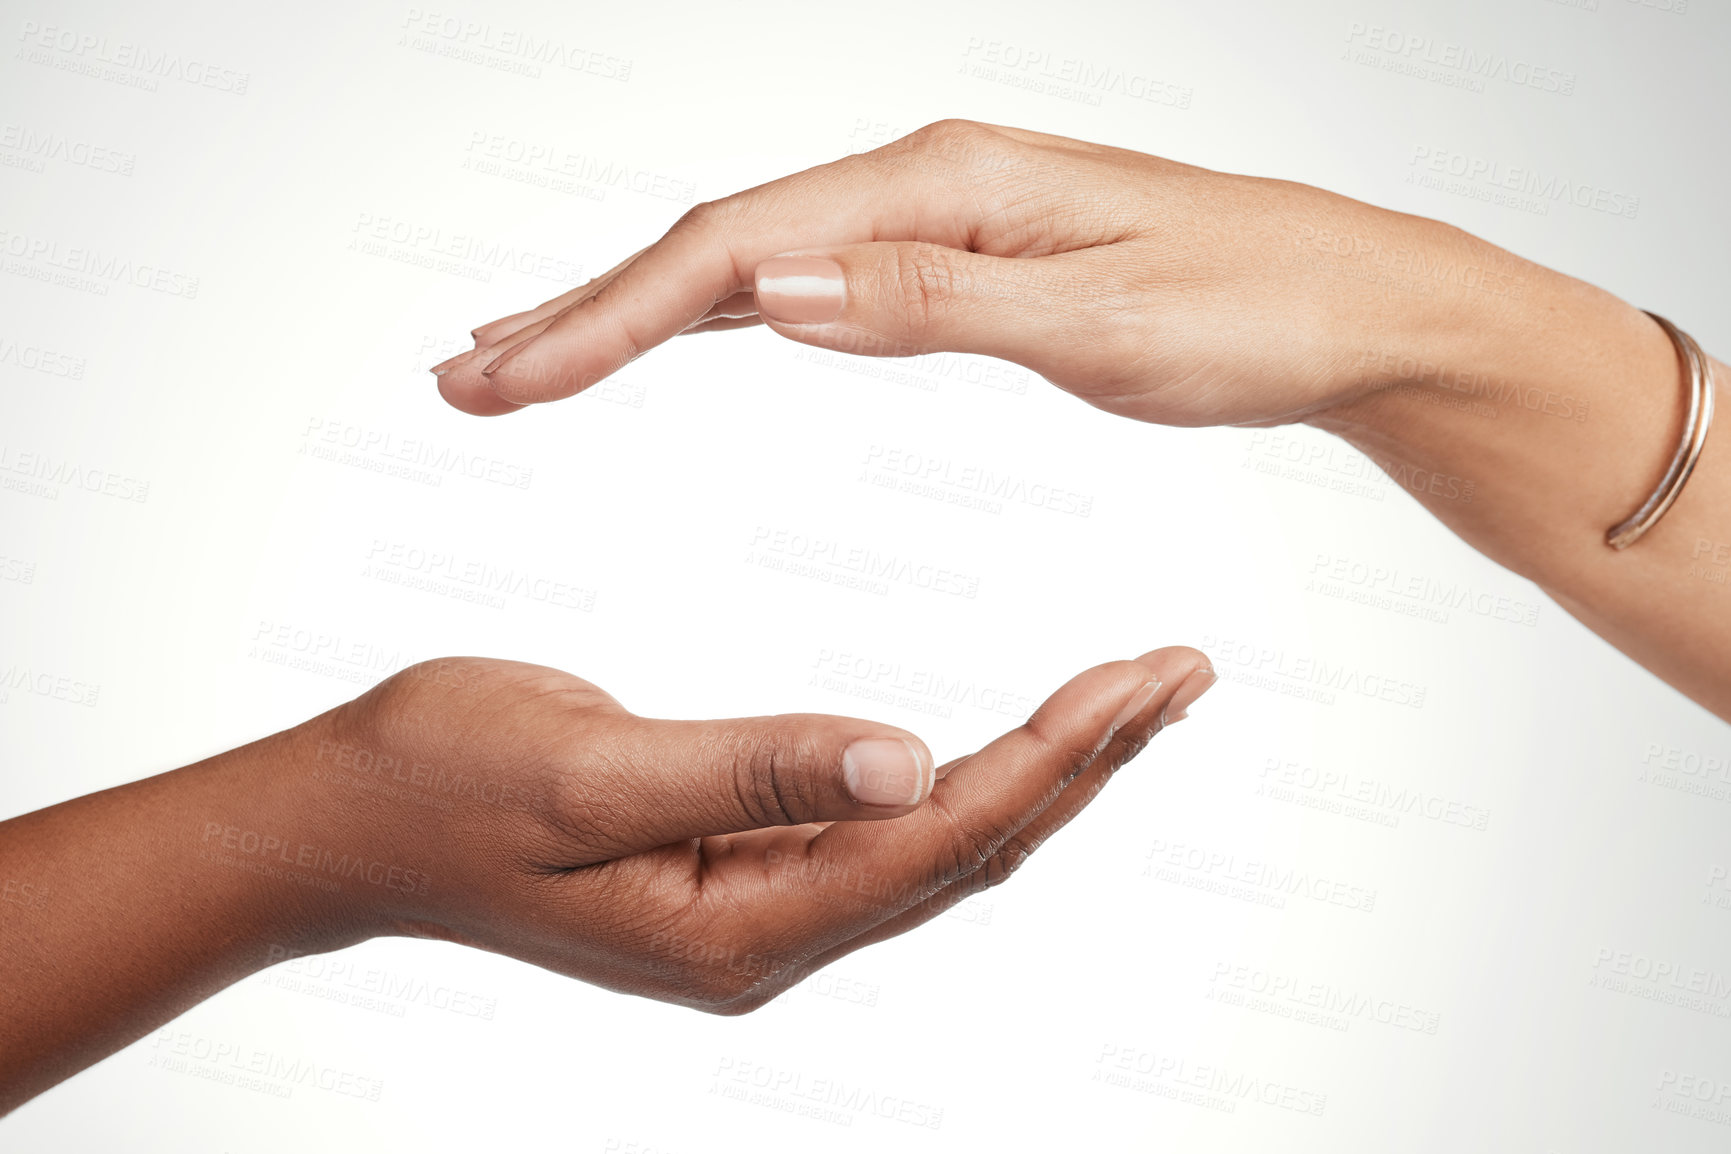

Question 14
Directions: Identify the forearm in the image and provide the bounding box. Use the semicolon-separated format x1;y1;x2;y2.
1310;229;1731;719
0;713;370;1115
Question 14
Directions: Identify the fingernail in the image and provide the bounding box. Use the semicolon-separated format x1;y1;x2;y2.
481;332;541;378
843;738;931;807
755;256;845;325
1161;667;1217;726
1108;679;1163;738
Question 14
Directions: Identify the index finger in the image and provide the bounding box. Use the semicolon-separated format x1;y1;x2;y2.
471;137;985;406
767;649;1210;937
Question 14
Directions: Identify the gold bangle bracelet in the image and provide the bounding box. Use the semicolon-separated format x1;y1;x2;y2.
1605;312;1716;550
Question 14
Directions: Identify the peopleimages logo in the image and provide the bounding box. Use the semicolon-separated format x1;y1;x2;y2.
300;417;534;490
1307;552;1540;627
808;647;1038;719
0;444;149;502
263;944;498;1020
462;133;696;204
0;335;86;379
958;38;1193;108
363;539;595;611
1343;21;1576;95
200;822;431;896
0;124;135;175
1199;632;1428;709
1257;757;1492;831
1590;947;1731;1008
710;1057;944;1130
1208;961;1442;1034
148;1029;384;1101
0;228;200;298
16;20;251;93
746;526;981;599
860;444;1093;517
0;665;100;707
349;212;583;286
1144;838;1379;913
1092;1043;1327;1117
1409;146;1639;219
399;8;631;80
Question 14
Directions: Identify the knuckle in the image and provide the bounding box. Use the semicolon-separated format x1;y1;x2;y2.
888;119;1015;192
1021;709;1100;782
1113;725;1157;765
981;836;1038;889
670;197;733;237
928;793;1017;886
350;658;448;726
913;118;986;148
888;246;959;339
534;726;646;857
1058;744;1097;783
727;722;820;827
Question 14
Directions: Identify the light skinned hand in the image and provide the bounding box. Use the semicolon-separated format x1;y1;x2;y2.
430;118;1507;427
426;119;1731;727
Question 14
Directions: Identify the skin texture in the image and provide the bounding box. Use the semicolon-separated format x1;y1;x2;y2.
436;119;1731;721
0;648;1215;1115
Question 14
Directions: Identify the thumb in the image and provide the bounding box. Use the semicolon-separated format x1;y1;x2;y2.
586;712;937;854
751;245;1092;370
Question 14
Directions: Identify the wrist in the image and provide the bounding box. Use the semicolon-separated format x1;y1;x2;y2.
1304;237;1681;585
303;661;549;947
190;713;395;959
272;700;454;945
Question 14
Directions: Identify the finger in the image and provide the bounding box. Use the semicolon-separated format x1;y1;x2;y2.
676;290;762;334
613;648;1214;1014
467;286;588;353
558;712;939;860
749;243;1129;382
479;149;985;404
781;648;1216;975
434;372;526;416
434;317;556;416
468;245;651;349
478;323;552;374
682;315;763;336
696;291;759;323
433;250;650;414
765;655;1187;932
999;646;1215;865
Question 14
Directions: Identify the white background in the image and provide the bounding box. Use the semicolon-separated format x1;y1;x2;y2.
3;0;1729;1149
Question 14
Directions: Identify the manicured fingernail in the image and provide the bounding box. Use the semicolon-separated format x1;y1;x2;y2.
843;738;930;807
1109;678;1163;738
755;256;845;324
1161;667;1217;726
481;332;542;377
